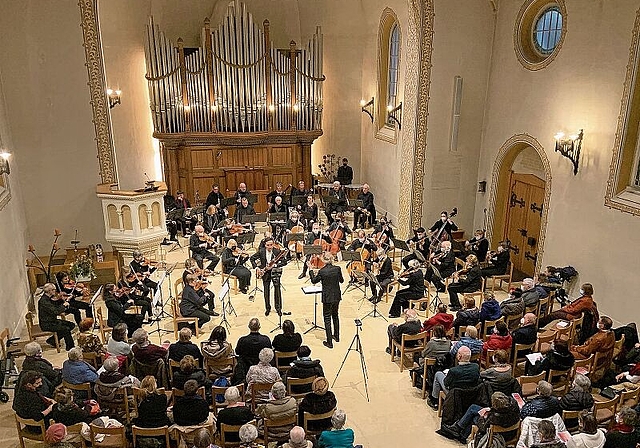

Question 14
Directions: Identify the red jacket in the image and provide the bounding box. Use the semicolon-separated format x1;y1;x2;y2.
561;296;595;320
483;334;513;358
422;312;454;333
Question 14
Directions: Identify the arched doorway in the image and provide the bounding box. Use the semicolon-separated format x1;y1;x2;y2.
488;134;552;278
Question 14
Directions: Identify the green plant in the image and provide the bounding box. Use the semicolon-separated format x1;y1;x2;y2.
69;254;96;280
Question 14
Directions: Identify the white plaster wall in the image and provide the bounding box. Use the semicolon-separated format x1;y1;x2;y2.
476;0;640;324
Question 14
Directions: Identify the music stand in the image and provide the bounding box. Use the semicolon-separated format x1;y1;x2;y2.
217;281;233;331
301;211;315;223
220;197;236;209
392;237;411;253
341;251;366;295
301;285;324;334
88;286;103;330
428;263;444;312
268;212;287;222
291;195;307;207
149;270;173;341
246;194;258;205
242;213;266;225
360;271;387;322
236;232;255;247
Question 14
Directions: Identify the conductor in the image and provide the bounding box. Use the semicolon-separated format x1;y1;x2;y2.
308;253;344;349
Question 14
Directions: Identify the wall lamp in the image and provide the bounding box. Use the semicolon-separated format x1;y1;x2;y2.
554;129;583;175
0;152;11;175
106;88;122;109
387;102;403;129
360;97;374;122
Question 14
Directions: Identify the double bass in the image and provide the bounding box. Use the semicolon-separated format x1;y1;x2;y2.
429;207;458;253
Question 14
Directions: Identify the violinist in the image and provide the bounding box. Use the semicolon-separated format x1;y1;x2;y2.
348;230;377;252
403;227;430;269
205;184;226;220
353;183;376;230
464;229;489;262
249;237;287;316
38;283;75;349
447;254;482;311
54;271;93;325
369;248;394;303
233;182;251;204
327;214;352;251
429;210;458;247
298;222;332;279
290;180;310;206
389;259;425;318
118;269;154;323
324;181;347;224
220;239;252;294
130;250;158;292
266;182;289;208
189;225;220;271
183;258;218;313
235;196;256;225
103;283;143;336
180;274;219;328
424;240;456;293
301;194;319;229
481;242;510;277
175;190;198;236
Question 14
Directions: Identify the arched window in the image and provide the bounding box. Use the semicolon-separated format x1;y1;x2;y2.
376;9;401;140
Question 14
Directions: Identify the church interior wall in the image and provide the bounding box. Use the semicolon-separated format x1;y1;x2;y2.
475;0;640;324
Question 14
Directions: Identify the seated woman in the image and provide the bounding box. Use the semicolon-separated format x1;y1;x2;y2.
480;349;517;394
201;325;235;378
482;321;513;360
216;386;255;441
255;382;297;440
172;379;212;426
93;356;140;406
525;339;575;376
246;348;281;403
238;423;264;448
104;283;145;335
530;420;566;448
422;303;453;333
172;354;209;390
49;386;91;426
12;371;56;428
560;374;594;429
419;325;452;362
317;409;356;448
286;346;325;394
22;341;62;397
451;325;484;356
298;377;337;433
221;239;252;294
272;320;303;367
479;291;502;322
61;347;98;387
603;407;638;448
77;318;107;356
106;323;131;357
131;328;167;364
570;414;606;448
132;375;171;428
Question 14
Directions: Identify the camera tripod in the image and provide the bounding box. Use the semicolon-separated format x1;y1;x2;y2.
332;321;369;402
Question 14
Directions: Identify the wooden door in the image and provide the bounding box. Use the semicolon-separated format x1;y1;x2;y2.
504;173;545;276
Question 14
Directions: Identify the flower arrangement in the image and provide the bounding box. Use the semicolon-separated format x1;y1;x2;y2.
69;254;96;281
317;154;343;182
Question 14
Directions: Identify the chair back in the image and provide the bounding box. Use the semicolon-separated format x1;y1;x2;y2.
211;383;245;416
15;413;46;446
593;394;620;427
172;386;206;403
274;350;298;374
24;312;36;340
286;376;317;400
482;348;511;369
482;317;505;341
487;421;521;447
83;351;103;369
504;312;524;331
613;334;626;360
263;413;297;445
250;381;276;411
174;277;184;298
571;314;585;344
517;371;546;398
204;355;236;379
219;419;257;448
537;295;551;317
592;348;614;382
89;423;127;448
65;422;87;448
535;332;555;352
302;408;336;436
62;380;93;400
168;359;180;382
620;387;640;408
547;369;570;395
96;306;112;344
572;353;594;378
132;425;170;448
562;409;581;433
512;342;535;373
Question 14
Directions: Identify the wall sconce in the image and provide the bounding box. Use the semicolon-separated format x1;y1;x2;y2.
0;152;11;175
360;97;374;122
387;102;403;129
478;181;487;193
554;129;583;175
106;88;121;109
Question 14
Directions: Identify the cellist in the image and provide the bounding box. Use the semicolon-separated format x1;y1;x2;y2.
298;222;332;279
327;213;352;251
346;230;377;283
285;210;305;260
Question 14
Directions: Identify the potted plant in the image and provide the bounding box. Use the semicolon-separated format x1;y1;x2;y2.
69;254;96;282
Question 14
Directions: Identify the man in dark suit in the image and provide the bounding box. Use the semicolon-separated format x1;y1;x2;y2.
180;274;219;328
324;181;347;224
249;238;287;316
189;225;220;271
369;249;394;303
234;318;272;382
424;240;456;292
335;158;353;186
175;190;198;235
353;183;376;229
308;253;344;349
38;283;75;349
204;184;226;220
481;242;510;277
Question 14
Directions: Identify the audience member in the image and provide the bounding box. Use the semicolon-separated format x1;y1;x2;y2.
45;422;74;448
77;318;106;356
480;349;517;393
560;374;594;428
93;357;140;404
216;386;255;441
246;348;281;402
529;420;565;448
420;325;452;360
298;377;337;432
172;379;211;426
287;346;324;393
451;325;483;356
201;325;236;377
193;427;216;448
452;297;480;334
132;375;171;428
604;407;638;448
570;414;606;448
526;339;575;376
61;347;98;386
520;380;562;419
483;321;513;359
571;316;615;360
169;327;203;366
429;346;480;410
235;318;272;382
131;328;168;364
386;308;422;355
422;303;453;333
106;323;131;356
255;382;297;440
539;283;598;329
238;423;264;448
172;354;209;390
283;426;313;448
272;320;303;366
479;292;502;321
512;313;539;347
500;289;525;329
22;341;62;396
49;386;90;426
520;278;543;308
318;409;355;448
12;371;55;427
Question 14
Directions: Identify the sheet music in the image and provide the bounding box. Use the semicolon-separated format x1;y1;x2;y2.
302;285;322;294
525;352;543;364
219;282;230;300
89;285;103;306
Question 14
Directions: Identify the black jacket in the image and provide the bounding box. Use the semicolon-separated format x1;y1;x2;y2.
398;271;425;296
37;294;67;328
309;264;344;304
434;250;456;279
133;393;171;428
512;325;538;346
168;341;203;365
180;284;208;316
376;257;394;281
288;359;325;383
250;247;286;274
456;265;483;292
235;332;272;368
298;391;337;431
173;395;210;426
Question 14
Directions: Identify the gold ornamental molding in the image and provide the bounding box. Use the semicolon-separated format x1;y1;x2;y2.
604;6;640;216
78;0;118;184
487;133;552;272
397;0;435;237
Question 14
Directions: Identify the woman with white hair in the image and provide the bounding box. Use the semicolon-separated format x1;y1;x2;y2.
283;426;313;448
216;386;255;442
317;409;356;448
22;341;62;396
246;348;281;403
61;347;98;386
559;374;594;428
93;356;140;404
130;328;167;364
238;423;264;448
255;382;297;440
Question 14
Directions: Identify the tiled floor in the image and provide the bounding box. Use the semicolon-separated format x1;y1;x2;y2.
0;232;512;448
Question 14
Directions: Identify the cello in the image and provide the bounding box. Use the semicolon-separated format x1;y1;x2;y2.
328;214;346;255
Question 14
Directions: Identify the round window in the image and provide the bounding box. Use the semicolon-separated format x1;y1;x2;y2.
514;0;566;71
533;7;563;55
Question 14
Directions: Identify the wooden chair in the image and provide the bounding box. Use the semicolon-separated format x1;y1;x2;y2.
172;386;206;405
488;262;513;293
538;295;552;318
286;376;317;401
89;422;127;448
572;354;595;379
62;380;93;400
211;383;245;416
98;386;134;424
174;277;184;298
204;355;236;380
250;381;276;411
462;290;484;309
562;409;582;433
512;342;535;375
263;414;297;445
571;314;585;344
524;301;540;317
168;359;180;382
593;394;619;427
517;371;546;398
384;280;399;303
481;317;505;341
504;312;524;332
64;422;87;448
487;421;521;447
613;334;626;360
221;273;239;294
132;425;170;448
15;414;46;448
302;408;336;437
535;331;556;353
95;307;112;345
25;312;60;352
83;351;103;369
274;350;298;375
171;297;200;340
411;357;435;399
409;296;431;318
457;322;482;340
620;387;640;408
555;321;574;342
219;420;257;448
591;348;614;383
547;368;571;395
391;331;428;372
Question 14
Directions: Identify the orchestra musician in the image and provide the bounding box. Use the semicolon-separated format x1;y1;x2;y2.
465;229;489;262
481;241;510;277
202;205;220;235
250;237;288;316
290;180;310;205
424;240;456;292
233;182;251;204
298;222;332;279
447;254;482;310
235;196;256;225
308;252;344;349
372;215;394;250
163;193;179;242
221;239;252;294
130;250;158;291
117;268;154;323
103;283;143;336
285;210;305;259
353;183;376;230
324;181;347;224
335;158;354;186
175;190;198;236
54;271;93;324
369;248;395;303
189;225;221;271
429;210;458;244
180;273;219;328
348;230;377;252
403;227;430;269
327;214;352;251
388;259;425;318
38;283;75;349
301;194;319;230
182;258;218;314
268;195;288;217
266;182;289;208
205;184;226;220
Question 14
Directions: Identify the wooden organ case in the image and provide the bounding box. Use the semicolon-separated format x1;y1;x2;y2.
144;2;324;211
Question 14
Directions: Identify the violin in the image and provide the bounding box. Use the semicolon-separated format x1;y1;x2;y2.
141;257;158;267
398;266;420;278
113;286;132;298
230;223;251;235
